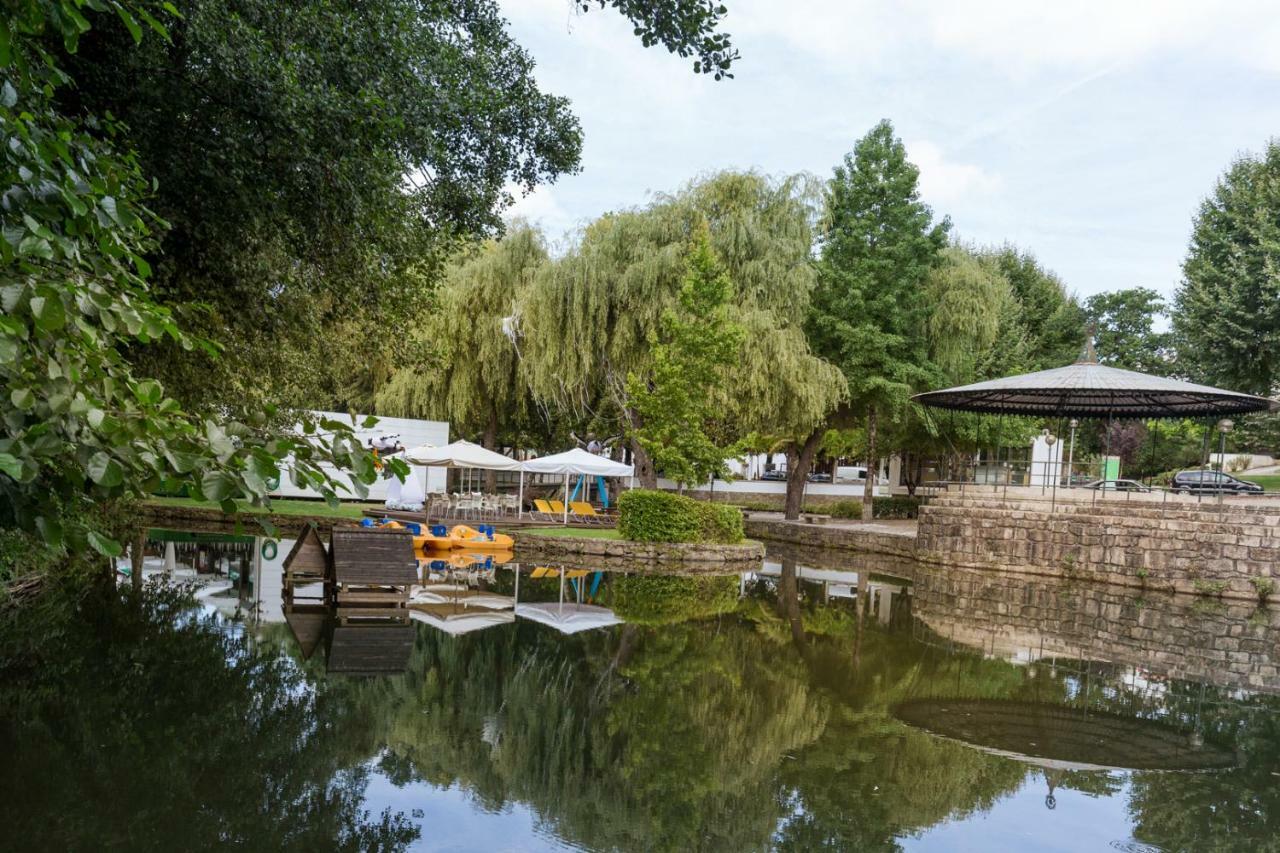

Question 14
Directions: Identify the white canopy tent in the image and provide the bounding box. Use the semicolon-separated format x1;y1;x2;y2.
409;604;516;636
521;448;635;523
514;602;623;634
403;439;522;518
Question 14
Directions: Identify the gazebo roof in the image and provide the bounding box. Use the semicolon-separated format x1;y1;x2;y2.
913;349;1277;419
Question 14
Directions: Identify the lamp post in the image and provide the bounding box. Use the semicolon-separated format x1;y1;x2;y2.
1065;419;1079;488
1042;429;1058;495
1217;419;1234;505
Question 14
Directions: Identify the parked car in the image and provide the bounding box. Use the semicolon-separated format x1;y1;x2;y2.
760;469;788;481
1171;470;1263;495
1084;479;1151;492
807;472;832;483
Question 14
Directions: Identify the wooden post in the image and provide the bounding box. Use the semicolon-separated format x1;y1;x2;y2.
130;530;145;595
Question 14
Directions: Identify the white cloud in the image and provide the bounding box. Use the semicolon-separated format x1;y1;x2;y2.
906;140;1002;206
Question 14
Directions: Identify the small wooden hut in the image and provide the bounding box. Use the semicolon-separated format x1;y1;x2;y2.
329;527;417;612
281;526;330;607
325;620;415;675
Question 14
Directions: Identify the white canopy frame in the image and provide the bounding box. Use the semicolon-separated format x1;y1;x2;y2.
403;439;522;519
521;448;635;524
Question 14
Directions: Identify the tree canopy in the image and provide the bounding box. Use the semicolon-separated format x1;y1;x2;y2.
1175;140;1280;396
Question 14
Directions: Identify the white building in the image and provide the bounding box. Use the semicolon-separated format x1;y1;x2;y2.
271;411;449;502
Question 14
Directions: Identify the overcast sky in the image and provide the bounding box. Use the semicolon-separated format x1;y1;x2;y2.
496;0;1280;303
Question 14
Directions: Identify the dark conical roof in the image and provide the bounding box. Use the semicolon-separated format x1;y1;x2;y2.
913;349;1277;418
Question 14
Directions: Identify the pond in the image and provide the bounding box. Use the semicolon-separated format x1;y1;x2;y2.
1;532;1279;852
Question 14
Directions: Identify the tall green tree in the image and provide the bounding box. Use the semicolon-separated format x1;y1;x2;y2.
976;246;1085;372
377;224;547;488
522;172;843;486
1085;287;1171;375
1174;140;1280;396
806;120;949;519
627;224;745;486
1;1;393;561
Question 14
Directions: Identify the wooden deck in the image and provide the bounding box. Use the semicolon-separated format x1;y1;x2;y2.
326;621;415;674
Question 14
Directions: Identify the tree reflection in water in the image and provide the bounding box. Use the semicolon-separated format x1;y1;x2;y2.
3;552;1280;852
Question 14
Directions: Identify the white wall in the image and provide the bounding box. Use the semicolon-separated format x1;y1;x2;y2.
271;411;449;501
656;477;887;498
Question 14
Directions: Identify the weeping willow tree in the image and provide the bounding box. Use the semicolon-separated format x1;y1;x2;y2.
377;223;546;487
522;171;844;486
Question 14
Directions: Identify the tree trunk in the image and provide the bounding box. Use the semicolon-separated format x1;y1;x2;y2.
778;557;807;650
784;428;823;520
862;408;877;521
626;408;657;488
482;406;499;492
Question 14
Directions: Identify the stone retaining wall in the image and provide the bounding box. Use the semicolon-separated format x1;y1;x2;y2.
912;564;1280;693
513;532;763;571
743;518;916;560
917;495;1280;601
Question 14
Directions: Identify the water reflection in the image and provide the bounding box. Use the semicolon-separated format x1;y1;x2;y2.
4;531;1278;851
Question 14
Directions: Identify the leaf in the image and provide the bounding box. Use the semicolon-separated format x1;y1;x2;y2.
200;470;237;502
87;530;123;558
133;379;163;405
115;6;144;43
87;451;124;487
87;408;105;428
0;452;21;480
30;294;65;331
0;81;15;108
35;515;63;547
10;388;34;410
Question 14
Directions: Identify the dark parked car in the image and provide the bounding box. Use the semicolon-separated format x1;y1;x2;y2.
1083;479;1151;493
807;472;832;483
1171;470;1263;495
760;469;788;481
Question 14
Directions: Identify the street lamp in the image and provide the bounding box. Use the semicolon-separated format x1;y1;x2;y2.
1217;419;1234;504
1065;419;1079;487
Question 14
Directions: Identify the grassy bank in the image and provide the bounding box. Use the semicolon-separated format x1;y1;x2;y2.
144;496;371;520
520;527;622;540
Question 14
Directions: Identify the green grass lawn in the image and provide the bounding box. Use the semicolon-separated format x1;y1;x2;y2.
520;527;622;540
145;496;371;520
1245;474;1280;492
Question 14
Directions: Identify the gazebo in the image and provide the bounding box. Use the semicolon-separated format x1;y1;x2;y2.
911;341;1277;500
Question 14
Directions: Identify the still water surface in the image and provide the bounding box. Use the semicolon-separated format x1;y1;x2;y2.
1;534;1278;852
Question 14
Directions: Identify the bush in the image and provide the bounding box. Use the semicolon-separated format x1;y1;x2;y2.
617;490;744;544
820;500;863;519
872;496;923;519
611;575;740;625
693;501;745;543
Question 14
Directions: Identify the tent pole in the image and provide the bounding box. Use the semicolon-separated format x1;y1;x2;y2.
563;473;569;524
518;470;525;520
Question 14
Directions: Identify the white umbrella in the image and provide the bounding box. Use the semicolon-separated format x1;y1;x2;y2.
521;448;634;523
410;604;516;636
515;602;623;634
403;439;521;470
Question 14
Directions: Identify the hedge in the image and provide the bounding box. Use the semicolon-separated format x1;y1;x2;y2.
611;575;740;625
617;489;745;544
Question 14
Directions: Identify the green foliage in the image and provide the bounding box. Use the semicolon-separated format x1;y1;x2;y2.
691;498;745;543
976;246;1086;372
616;489;743;543
1086;287;1171;374
820;499;864;519
1250;576;1274;602
627;224;744;485
1;1;396;558
610;575;739;625
809;119;950;417
1175;140;1280;396
523;172;845;481
377;224;546;449
873;495;923;519
585;1;738;78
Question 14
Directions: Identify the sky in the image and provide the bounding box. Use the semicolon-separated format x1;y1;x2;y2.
496;0;1280;304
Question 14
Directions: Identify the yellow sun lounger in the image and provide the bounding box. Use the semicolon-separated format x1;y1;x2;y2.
569;501;608;524
532;499;558;522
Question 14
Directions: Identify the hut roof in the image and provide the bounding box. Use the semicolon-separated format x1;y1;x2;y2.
913;351;1277;419
330;528;417;586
